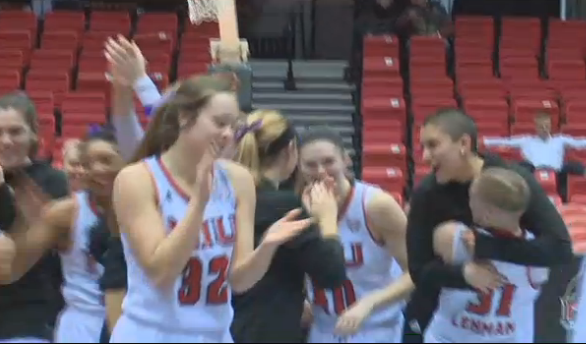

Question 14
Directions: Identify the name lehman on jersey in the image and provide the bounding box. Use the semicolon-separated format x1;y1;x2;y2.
451;314;515;337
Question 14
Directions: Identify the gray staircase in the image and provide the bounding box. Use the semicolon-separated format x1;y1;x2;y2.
250;59;358;159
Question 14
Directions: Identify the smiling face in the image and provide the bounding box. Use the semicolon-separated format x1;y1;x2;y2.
176;92;240;159
299;139;347;187
82;139;124;197
420;123;471;183
0;107;35;169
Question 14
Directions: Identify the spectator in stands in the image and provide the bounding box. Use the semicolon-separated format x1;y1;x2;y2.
351;0;408;76
394;0;453;37
483;112;586;199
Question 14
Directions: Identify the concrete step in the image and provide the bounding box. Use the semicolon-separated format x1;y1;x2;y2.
253;81;355;94
252;103;355;115
286;113;353;125
253;92;353;105
250;59;348;74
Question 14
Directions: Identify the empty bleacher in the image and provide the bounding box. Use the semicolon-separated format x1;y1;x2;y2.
359;16;586;205
0;8;219;165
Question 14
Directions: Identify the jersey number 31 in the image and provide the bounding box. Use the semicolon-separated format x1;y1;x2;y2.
466;284;517;317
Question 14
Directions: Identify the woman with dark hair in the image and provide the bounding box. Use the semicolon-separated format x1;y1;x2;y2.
0;91;69;343
0;126;124;342
404;108;572;342
295;126;412;343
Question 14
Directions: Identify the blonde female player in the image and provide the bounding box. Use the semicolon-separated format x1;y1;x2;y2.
428;167;549;343
298;127;413;343
110;75;311;343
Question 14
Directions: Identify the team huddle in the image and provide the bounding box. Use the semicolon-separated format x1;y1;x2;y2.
0;36;576;344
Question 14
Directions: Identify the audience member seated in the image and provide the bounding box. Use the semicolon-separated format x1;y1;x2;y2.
395;0;453;37
483;112;586;199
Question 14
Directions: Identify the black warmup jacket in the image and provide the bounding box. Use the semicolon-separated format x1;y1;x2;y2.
405;153;573;330
0;161;69;340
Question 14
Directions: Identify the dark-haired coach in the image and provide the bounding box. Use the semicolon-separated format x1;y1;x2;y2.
403;108;573;342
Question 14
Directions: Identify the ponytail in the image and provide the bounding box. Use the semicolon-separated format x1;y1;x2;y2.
236;132;262;183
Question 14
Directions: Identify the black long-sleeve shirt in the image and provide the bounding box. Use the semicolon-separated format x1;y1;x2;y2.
405;153;573;328
0;161;69;340
231;179;347;343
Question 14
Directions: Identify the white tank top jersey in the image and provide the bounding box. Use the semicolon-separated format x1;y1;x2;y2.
121;156;238;334
425;226;550;343
307;181;404;333
60;191;106;314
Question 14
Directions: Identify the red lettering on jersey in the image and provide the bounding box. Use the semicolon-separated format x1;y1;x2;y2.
201;221;214;249
346;243;364;267
312;279;357;315
178;255;230;305
466;284;517;317
451;315;516;336
333;279;357;314
214;215;236;245
313;288;330;314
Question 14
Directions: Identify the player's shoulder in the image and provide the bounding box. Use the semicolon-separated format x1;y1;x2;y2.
219;160;254;192
114;161;156;198
219;159;252;180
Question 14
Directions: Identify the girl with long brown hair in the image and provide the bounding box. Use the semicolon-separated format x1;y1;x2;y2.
110;75;310;342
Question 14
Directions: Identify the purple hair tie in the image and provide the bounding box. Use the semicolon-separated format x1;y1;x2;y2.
234;120;263;142
144;90;176;117
88;124;102;135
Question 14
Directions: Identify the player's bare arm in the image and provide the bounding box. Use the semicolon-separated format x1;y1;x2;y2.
1;197;74;284
113;163;207;290
335;190;414;335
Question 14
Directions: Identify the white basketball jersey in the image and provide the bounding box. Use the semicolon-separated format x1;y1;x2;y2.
425;228;549;343
60;191;106;314
121;156;237;334
307;181;404;333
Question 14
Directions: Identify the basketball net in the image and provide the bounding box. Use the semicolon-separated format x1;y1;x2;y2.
187;0;250;63
187;0;219;24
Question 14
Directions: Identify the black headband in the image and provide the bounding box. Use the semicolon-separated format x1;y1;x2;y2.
264;123;297;157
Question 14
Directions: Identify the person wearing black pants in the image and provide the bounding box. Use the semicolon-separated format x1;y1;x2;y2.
404;108;573;342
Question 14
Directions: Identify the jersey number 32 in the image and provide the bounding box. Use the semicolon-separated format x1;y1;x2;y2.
178;255;230;305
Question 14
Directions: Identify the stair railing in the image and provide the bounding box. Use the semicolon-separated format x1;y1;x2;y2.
283;6;298;90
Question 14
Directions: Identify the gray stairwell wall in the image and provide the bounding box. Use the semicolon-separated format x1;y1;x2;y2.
249;59;359;169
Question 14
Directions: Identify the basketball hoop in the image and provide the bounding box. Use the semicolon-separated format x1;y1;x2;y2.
187;0;250;62
187;0;220;24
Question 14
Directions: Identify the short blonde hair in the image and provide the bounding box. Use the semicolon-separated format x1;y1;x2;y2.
474;167;530;212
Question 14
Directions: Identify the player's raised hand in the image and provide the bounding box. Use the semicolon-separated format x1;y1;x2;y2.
262;209;311;246
105;35;147;87
191;141;221;204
